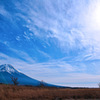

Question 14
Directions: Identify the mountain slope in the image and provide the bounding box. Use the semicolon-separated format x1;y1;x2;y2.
0;64;68;88
0;64;40;86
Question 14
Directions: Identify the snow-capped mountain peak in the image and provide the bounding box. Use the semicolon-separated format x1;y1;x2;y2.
0;64;18;73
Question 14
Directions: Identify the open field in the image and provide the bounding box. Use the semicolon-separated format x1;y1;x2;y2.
0;84;100;100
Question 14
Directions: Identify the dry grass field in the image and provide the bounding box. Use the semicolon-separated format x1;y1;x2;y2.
0;84;100;100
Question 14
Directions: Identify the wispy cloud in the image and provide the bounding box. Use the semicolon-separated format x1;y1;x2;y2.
11;0;100;60
0;5;10;17
1;0;100;58
0;51;100;87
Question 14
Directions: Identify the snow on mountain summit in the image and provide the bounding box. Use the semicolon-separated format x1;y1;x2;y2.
0;64;18;73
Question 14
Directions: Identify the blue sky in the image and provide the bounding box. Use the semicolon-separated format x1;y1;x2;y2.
0;0;100;87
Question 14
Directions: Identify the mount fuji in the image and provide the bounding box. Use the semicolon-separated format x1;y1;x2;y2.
0;64;41;86
0;64;66;88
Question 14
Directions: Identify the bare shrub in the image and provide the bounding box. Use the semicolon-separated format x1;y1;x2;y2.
98;83;100;88
40;80;45;87
11;76;19;85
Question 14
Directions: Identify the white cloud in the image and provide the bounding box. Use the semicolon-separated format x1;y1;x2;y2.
16;36;20;41
2;0;100;58
37;49;51;58
0;52;77;81
3;41;9;46
0;52;100;87
0;5;9;16
13;0;100;54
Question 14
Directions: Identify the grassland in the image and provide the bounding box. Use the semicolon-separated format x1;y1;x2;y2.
0;84;100;100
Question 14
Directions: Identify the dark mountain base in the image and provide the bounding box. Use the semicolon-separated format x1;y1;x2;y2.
0;84;100;100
